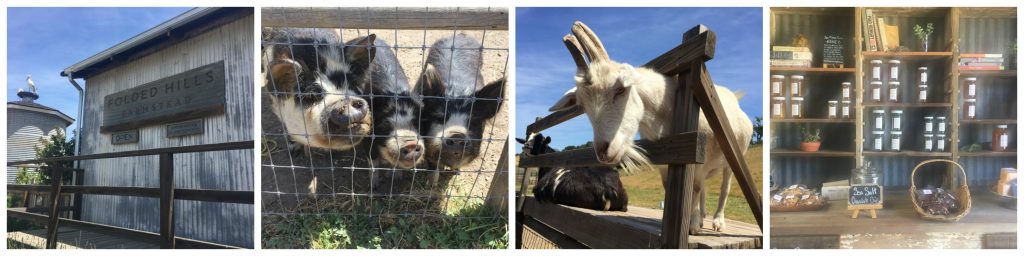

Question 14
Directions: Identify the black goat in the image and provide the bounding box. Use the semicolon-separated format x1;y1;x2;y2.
517;133;628;211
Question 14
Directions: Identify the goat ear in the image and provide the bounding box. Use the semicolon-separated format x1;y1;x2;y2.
268;59;301;94
548;87;578;112
344;34;377;75
515;138;527;144
471;78;506;120
416;64;446;97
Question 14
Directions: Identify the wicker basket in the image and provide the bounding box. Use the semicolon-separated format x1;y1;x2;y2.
909;159;972;222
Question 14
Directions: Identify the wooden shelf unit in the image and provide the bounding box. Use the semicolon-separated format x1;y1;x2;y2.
958;150;1017;157
770;67;857;73
771;149;856;157
772;118;855;123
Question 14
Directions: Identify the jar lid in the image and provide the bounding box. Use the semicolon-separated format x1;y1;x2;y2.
888;60;901;63
871;81;883;85
966;77;978;81
889;81;900;85
892;131;903;135
919;67;928;70
965;98;977;102
938;133;946;137
937;116;946;120
919;84;929;87
892;110;903;114
871;60;883;64
925;116;934;119
791;75;804;79
998;125;1009;128
873;131;885;134
792;97;805;101
873;110;886;113
842;82;852;85
771;75;786;78
842;100;852;103
828;100;839;103
925;134;934;137
773;96;787;100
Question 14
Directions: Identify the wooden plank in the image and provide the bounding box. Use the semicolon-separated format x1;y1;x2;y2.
45;168;65;249
772;118;855;123
661;66;701;248
159;153;175;249
770;149;856;157
982;233;1017;249
525;106;583;134
862;151;952;157
522;217;588;249
518;131;706;168
485;143;509;211
769;66;857;73
73;171;84;220
261;7;508;30
8;185;253;204
100;61;226;133
643;27;715;75
7;209;241;249
8;140;253;166
771;235;841;249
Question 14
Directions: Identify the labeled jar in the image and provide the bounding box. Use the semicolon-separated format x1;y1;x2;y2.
924;134;935;151
937;133;946;152
870;81;883;102
964;98;978;120
888;60;901;80
871;60;884;81
873;110;886;130
888;81;901;102
828;100;839;119
841;100;852;119
790;97;804;118
918;67;929;84
772;97;786;118
891;131;903;152
963;77;978;99
790;75;804;97
918;84;929;102
841;82;852;101
993;124;1010;152
924;116;935;133
891;110;903;131
936;116;947;134
872;131;885;151
771;75;785;97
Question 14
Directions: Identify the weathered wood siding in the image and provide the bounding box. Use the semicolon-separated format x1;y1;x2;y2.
6;108;68;183
78;14;254;248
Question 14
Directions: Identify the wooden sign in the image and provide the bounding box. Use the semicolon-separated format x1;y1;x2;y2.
166;119;205;138
823;34;845;68
101;61;226;133
848;184;883;218
111;130;139;145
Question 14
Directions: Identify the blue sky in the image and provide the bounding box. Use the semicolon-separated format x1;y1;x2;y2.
7;7;191;131
516;7;763;152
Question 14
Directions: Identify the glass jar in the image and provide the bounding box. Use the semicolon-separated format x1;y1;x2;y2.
937;133;946;152
790;97;804;118
924;134;935;151
871;60;884;81
873;110;886;130
888;81;901;102
963;77;978;99
772;97;786;118
918;84;929;103
891;110;903;131
870;81;883;102
936;116;946;134
828;100;839;119
790;75;804;97
891;131;903;152
924;116;935;133
888;60;901;80
993;125;1010;152
841;100;852;119
872;131;885;151
841;82;852;101
918;67;929;84
964;98;978;120
771;75;785;97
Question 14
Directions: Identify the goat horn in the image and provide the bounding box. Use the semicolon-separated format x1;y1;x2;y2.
562;34;588;72
572;21;610;62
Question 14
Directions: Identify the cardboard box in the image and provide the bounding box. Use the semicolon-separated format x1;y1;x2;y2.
821;179;850;201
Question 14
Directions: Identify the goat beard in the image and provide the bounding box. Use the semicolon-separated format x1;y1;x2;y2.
615;144;652;175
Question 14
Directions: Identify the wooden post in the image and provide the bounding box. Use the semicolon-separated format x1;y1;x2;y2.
485;143;510;211
159;153;176;249
72;169;84;220
45;167;65;249
516;117;541;249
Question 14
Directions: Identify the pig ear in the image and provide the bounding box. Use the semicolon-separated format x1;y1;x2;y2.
548;87;578;112
416;64;446;97
344;34;377;75
543;136;551;145
268;59;301;94
515;138;527;144
471;78;506;120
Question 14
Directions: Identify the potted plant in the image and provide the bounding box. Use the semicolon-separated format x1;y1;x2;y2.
800;126;822;152
913;23;934;52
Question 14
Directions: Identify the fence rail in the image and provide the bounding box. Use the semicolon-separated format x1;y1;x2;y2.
262;7;508;30
6;140;254;249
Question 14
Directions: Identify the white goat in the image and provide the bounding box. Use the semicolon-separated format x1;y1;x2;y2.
548;21;753;234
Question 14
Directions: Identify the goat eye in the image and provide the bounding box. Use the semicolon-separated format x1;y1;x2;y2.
614;87;626;96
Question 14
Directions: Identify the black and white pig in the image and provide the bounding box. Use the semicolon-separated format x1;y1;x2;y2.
264;28;375;154
417;34;505;172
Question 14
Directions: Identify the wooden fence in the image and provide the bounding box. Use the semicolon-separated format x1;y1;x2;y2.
516;25;762;249
7;141;254;249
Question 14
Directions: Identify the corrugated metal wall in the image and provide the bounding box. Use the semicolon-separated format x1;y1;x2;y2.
78;14;254;248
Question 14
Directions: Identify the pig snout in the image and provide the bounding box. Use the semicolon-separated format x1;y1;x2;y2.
401;141;424;161
442;132;468;152
329;97;368;126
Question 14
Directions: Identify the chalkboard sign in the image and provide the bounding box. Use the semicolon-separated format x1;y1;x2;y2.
823;34;845;66
849;184;883;205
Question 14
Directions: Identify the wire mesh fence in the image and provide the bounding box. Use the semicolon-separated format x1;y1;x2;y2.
259;7;508;248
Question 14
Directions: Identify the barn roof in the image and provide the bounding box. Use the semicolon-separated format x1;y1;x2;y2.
7;100;75;125
60;7;252;79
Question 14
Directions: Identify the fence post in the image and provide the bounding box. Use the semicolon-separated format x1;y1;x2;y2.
159;153;176;249
45;167;65;249
72;169;84;220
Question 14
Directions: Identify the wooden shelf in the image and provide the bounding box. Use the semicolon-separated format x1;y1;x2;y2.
862;51;953;60
771;149;854;157
772;118;854;124
959;119;1017;124
959;150;1017;157
958;69;1017;77
860;102;952;108
770;66;856;73
862;150;951;157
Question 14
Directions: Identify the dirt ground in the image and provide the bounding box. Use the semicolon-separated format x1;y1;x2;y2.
260;29;509;214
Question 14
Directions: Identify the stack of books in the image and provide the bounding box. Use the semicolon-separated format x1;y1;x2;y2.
959;53;1006;71
771;46;812;67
